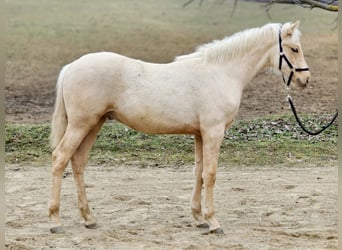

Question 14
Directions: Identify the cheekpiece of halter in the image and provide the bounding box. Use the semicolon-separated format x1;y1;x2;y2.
278;26;309;87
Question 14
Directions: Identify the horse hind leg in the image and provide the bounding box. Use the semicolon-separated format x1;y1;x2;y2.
70;117;106;229
49;122;94;233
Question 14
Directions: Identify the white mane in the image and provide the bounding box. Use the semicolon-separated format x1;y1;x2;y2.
175;23;282;63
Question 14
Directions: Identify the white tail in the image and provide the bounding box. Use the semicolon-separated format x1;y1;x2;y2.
50;66;68;149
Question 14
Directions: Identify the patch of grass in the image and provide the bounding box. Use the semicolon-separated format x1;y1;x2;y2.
5;123;51;164
5;115;337;167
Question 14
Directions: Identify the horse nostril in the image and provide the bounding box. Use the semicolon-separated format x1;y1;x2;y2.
306;77;310;84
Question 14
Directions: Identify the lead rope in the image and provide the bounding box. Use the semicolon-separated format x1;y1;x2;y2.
286;94;338;136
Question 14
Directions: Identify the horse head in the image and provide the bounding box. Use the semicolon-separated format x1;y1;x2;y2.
275;21;311;89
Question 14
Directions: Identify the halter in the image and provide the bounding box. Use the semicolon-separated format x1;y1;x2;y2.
278;28;310;87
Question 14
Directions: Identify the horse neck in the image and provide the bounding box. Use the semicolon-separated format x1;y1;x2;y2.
219;31;278;90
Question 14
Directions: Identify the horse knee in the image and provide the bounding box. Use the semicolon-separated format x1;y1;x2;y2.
202;171;216;186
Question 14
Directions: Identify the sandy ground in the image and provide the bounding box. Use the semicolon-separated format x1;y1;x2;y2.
5;163;337;249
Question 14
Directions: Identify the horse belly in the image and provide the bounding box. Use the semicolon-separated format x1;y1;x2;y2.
109;103;200;135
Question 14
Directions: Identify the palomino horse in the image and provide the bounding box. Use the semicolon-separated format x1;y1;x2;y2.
49;21;310;234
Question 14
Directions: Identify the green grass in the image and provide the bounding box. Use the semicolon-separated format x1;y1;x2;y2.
5;115;337;167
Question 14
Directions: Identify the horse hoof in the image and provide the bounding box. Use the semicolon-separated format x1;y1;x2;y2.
85;222;97;229
50;226;65;234
210;228;224;235
201;228;224;235
197;223;210;229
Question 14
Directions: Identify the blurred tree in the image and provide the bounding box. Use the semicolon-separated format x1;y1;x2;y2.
183;0;338;12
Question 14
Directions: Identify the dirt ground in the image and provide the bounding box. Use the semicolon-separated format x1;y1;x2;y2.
5;163;337;249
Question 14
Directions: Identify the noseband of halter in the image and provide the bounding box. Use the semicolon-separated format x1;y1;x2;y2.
278;27;309;87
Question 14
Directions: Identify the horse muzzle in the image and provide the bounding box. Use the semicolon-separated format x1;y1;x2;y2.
294;71;310;89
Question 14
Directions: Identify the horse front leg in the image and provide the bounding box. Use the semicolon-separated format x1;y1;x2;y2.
191;135;207;228
201;126;225;234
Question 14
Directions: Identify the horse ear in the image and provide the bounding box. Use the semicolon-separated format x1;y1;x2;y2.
291;20;300;31
294;20;300;28
284;21;300;37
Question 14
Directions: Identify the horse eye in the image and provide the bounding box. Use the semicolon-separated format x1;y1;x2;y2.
291;48;299;53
